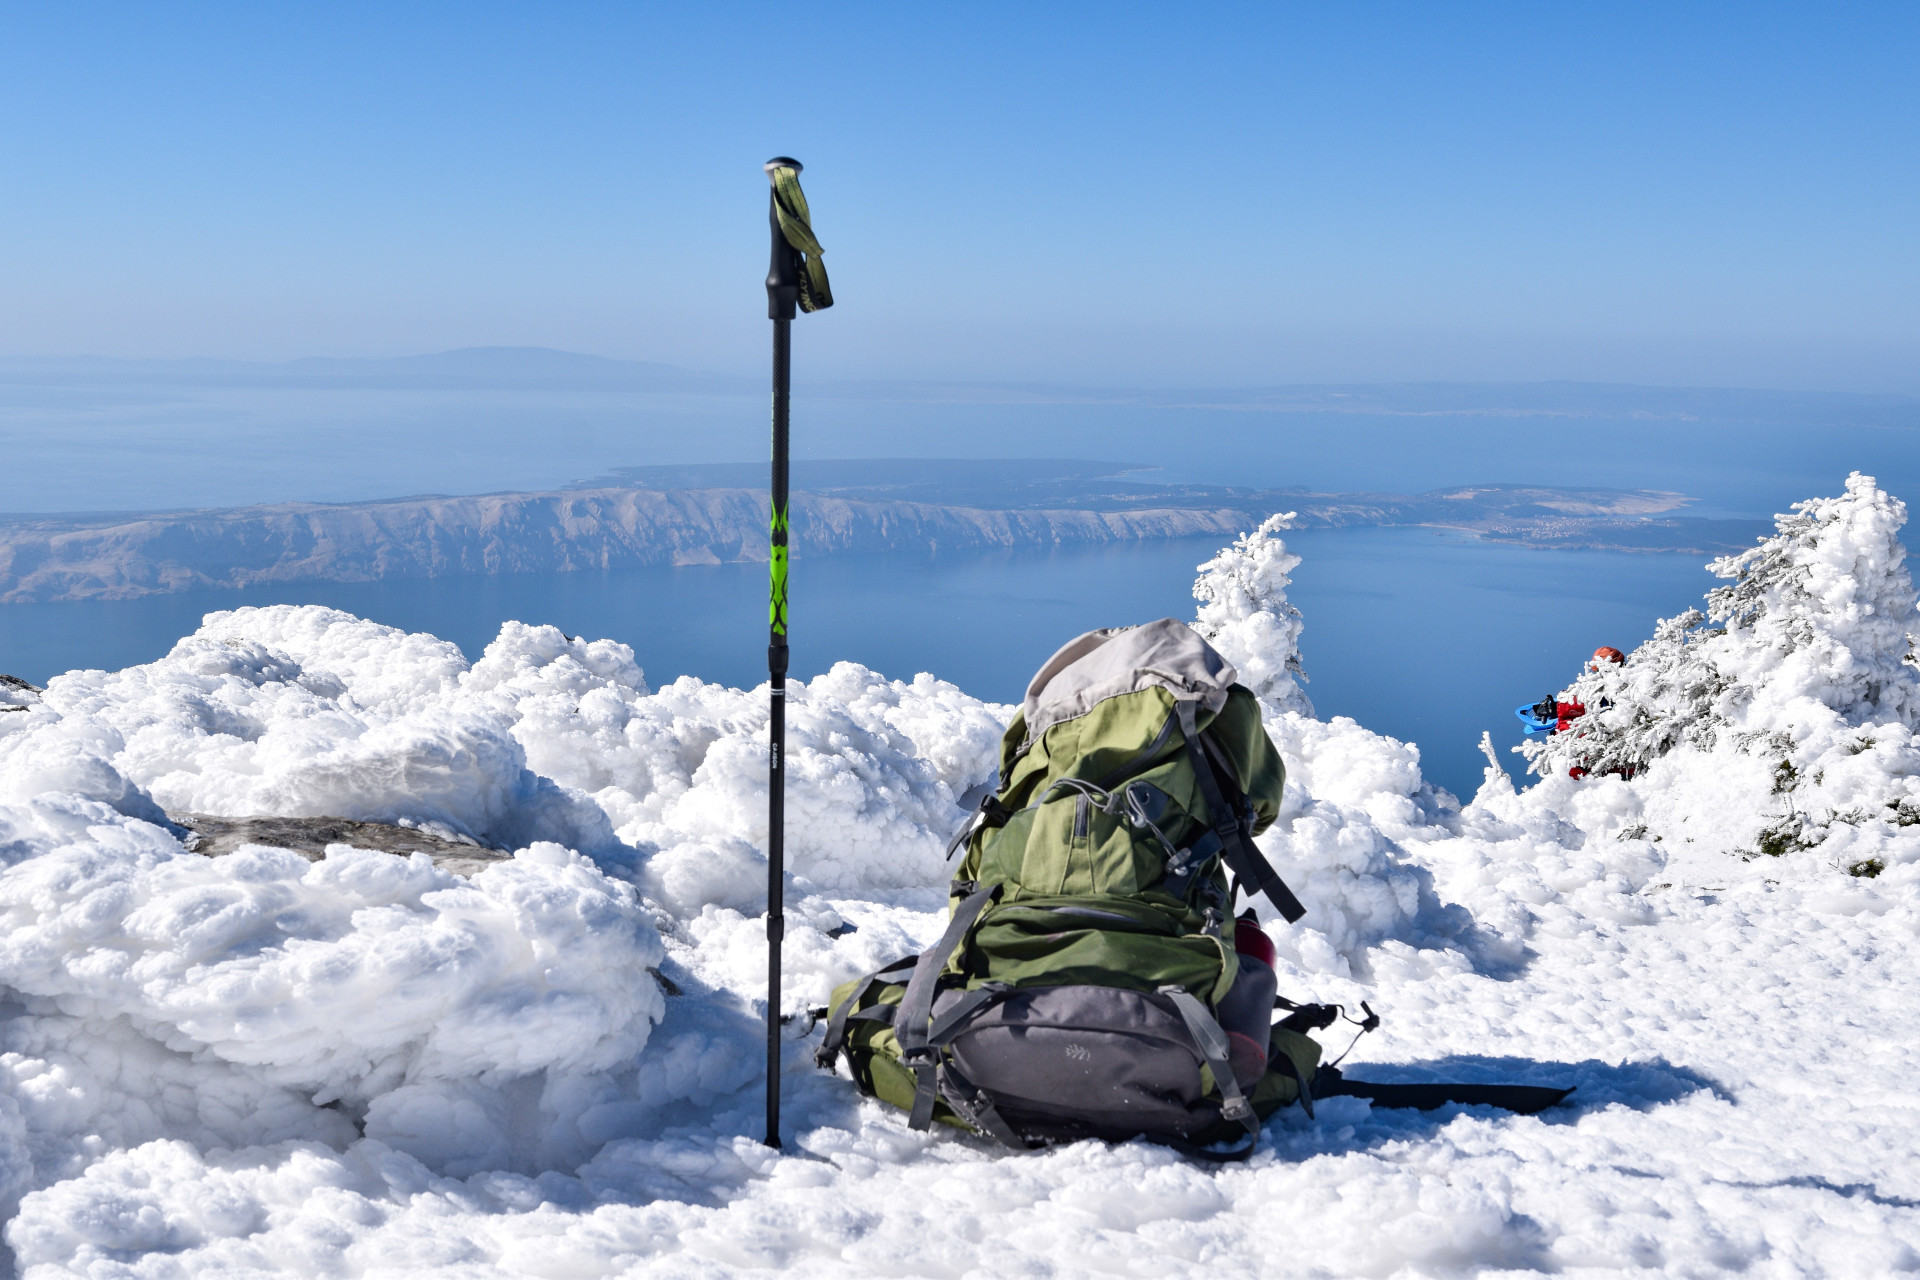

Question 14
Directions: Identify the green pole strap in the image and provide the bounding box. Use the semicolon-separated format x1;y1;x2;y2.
766;165;834;314
769;506;790;635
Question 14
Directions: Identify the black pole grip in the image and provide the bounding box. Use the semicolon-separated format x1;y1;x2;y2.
765;157;802;321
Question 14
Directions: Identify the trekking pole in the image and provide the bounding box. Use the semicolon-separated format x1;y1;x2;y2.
762;156;832;1149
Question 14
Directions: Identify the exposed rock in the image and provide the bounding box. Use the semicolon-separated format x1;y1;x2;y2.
1;673;41;711
170;812;513;877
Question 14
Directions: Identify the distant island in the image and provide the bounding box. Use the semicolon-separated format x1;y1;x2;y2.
0;460;1770;603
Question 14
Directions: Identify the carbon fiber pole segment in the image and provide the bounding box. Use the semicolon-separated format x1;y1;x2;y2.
761;156;833;1148
763;159;801;1149
765;317;789;1150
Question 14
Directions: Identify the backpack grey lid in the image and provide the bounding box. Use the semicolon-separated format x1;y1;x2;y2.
1021;618;1238;745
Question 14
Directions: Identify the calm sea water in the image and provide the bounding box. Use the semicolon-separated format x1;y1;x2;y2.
0;528;1716;801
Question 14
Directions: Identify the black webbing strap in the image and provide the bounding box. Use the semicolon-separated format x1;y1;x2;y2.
1161;829;1222;901
925;982;1012;1047
1175;701;1306;924
814;955;919;1070
1160;985;1260;1155
943;793;1013;862
1269;1043;1316;1120
899;884;1001;1130
1312;1066;1573;1115
938;1061;1031;1151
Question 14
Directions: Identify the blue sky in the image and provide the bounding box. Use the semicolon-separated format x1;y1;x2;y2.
0;3;1915;390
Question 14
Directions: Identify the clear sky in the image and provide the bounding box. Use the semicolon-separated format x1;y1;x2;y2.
0;2;1915;390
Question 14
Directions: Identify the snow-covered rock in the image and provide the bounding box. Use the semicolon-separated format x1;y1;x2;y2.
0;677;38;714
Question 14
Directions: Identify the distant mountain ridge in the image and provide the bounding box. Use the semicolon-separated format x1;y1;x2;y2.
0;463;1769;604
0;487;1257;603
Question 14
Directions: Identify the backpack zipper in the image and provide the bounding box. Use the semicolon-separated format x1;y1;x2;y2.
991;897;1183;935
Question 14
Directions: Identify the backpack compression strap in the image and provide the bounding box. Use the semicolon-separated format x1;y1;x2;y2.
1175;701;1307;924
944;793;1013;861
1160;985;1261;1159
897;884;1002;1130
814;954;919;1071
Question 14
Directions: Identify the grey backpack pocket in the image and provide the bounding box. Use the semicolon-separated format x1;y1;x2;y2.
936;983;1252;1149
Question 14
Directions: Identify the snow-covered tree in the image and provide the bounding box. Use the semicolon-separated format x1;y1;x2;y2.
1522;472;1920;781
1191;512;1314;718
1703;472;1920;725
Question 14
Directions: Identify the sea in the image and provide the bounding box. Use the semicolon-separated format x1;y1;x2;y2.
8;362;1906;799
0;527;1718;801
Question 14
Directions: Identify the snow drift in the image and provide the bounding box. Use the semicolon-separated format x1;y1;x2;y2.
0;476;1916;1276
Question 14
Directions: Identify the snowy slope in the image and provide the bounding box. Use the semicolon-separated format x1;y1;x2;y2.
0;480;1916;1277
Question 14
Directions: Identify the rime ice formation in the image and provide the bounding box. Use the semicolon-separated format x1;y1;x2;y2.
0;479;1917;1276
1519;472;1920;868
1193;512;1315;719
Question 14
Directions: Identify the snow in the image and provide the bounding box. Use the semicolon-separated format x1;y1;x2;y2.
1;477;1917;1276
1520;473;1920;868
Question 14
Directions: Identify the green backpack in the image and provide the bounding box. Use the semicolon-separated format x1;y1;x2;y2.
815;619;1332;1158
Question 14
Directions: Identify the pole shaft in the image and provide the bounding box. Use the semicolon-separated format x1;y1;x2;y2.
765;316;791;1149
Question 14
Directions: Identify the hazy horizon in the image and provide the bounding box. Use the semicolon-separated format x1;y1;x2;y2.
4;347;1917;518
9;343;1920;402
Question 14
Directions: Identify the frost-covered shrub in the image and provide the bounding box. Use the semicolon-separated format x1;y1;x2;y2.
0;791;668;1195
1497;474;1920;869
1187;514;1474;978
1192;512;1313;718
1522;472;1920;781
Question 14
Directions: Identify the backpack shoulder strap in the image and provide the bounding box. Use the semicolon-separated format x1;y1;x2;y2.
1175;700;1306;923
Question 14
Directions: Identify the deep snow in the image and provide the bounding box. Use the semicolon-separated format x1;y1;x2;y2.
0;477;1916;1278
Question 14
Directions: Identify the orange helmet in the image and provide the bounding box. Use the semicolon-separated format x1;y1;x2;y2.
1592;646;1626;667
